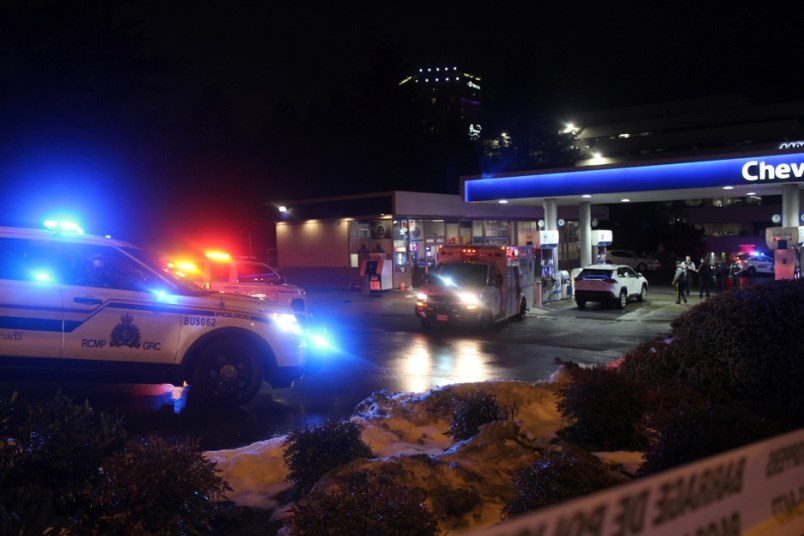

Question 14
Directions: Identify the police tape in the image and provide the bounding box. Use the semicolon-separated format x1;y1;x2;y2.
467;427;804;536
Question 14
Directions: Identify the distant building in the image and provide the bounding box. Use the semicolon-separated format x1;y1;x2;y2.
399;66;482;140
270;191;608;289
571;94;804;165
565;95;804;254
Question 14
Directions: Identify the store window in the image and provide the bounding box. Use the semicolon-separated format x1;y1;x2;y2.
483;220;510;244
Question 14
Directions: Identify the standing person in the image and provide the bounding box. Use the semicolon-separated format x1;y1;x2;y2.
729;257;743;288
698;258;712;298
672;260;687;304
681;255;697;298
715;259;728;293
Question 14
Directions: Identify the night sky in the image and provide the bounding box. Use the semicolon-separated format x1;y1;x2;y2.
129;3;803;118
1;1;801;253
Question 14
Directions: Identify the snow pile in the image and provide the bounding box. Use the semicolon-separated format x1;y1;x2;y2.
204;372;643;533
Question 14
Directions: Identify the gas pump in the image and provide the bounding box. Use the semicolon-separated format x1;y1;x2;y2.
532;230;559;305
765;226;803;280
570;229;614;293
359;253;393;295
590;229;613;264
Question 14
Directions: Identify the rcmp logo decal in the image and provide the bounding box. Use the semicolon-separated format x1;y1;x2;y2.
110;313;141;348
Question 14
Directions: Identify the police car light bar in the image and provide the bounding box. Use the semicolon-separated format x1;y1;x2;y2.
43;219;84;234
204;250;232;262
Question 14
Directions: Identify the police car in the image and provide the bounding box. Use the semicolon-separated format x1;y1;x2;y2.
165;252;307;313
0;223;309;407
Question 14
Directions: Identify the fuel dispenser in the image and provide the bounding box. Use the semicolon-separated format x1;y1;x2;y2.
765;226;803;280
590;229;613;264
359;253;393;295
571;229;614;293
532;229;559;305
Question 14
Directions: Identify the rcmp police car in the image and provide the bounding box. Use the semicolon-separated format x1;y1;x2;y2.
0;223;309;407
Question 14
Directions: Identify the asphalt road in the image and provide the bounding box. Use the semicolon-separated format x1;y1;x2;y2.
1;271;765;450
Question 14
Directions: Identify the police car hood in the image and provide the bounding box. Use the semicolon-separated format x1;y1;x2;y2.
270;282;305;294
199;291;296;314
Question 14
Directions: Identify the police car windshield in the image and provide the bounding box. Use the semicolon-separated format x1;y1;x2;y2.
124;247;210;296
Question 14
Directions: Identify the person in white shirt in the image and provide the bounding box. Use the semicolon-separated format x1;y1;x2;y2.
681;255;697;297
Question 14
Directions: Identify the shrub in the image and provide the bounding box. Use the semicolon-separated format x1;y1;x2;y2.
617;336;686;392
639;400;785;476
283;419;373;497
0;391;128;534
556;364;648;451
618;279;804;453
503;447;624;519
287;471;440;536
447;390;512;441
0;392;231;535
666;280;804;417
82;435;231;535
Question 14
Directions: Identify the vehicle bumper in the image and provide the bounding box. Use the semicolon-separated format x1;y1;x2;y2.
574;290;617;303
415;304;487;324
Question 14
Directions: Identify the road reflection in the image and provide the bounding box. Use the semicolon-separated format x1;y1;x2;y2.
396;335;491;393
127;383;189;414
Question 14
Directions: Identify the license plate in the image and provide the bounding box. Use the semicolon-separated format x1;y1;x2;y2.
437;314;448;322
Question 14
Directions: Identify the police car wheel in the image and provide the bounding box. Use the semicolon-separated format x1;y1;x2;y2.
192;339;264;407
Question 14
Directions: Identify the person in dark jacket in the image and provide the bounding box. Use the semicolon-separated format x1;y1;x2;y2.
698;258;712;298
715;260;728;293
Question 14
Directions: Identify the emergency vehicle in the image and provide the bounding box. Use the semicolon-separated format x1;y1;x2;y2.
166;251;307;313
0;224;310;407
414;245;536;328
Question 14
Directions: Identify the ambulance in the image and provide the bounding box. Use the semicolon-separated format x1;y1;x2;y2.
0;223;310;407
166;251;307;313
414;244;536;328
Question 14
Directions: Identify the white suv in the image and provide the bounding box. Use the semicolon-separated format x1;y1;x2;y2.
0;225;309;407
574;264;649;309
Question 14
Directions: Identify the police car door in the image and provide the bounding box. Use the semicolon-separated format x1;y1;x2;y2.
0;235;63;358
60;243;181;365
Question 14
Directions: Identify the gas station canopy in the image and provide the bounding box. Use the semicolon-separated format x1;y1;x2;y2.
462;149;804;206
